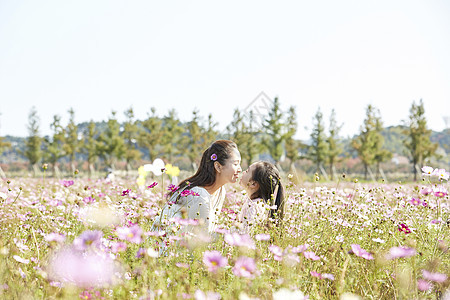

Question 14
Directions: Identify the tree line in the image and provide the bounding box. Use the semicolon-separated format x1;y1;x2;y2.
0;98;441;181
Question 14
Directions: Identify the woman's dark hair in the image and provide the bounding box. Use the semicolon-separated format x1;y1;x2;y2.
249;161;285;220
168;140;238;199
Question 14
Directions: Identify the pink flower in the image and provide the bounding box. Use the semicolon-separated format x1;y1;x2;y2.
48;247;121;287
310;271;334;280
121;189;131;196
232;256;259;278
13;255;30;264
303;251;320;261
422;270;447;283
44;233;66;243
350;244;374;260
409;197;422;206
116;225;143;244
61;180;74;187
111;241;127;253
417;279;432;291
385;246;416;259
224;233;255;249
203;251;228;273
167;184;179;193
194;289;220;300
398;223;411;234
255;234;271;241
147;182;158;189
73;230;103;251
421;187;433;196
269;245;283;257
291;244;309;253
433;186;448;198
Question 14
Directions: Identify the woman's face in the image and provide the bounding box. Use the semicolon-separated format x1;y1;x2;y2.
219;148;242;184
239;163;258;187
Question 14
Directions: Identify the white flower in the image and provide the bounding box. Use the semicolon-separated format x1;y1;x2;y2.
372;238;385;243
273;288;307;300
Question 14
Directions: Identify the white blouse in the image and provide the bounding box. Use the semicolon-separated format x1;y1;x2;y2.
153;186;226;234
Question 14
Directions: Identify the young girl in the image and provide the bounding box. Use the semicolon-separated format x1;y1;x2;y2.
152;140;242;236
238;161;285;233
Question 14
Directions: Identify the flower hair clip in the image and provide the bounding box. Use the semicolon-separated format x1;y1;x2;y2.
210;153;218;161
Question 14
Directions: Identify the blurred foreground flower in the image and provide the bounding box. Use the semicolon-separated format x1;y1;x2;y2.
203;250;228;273
385;246;416;260
422;270;447;283
194;289;221;300
47;247;122;288
273;288;308;300
233;256;259;279
116;224;143;244
73;230;103;251
350;244;374;260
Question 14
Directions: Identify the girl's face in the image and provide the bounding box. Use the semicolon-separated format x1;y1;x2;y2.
218;149;242;184
239;163;258;187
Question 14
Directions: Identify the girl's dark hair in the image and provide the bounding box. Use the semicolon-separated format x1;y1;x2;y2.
250;161;285;220
169;140;238;199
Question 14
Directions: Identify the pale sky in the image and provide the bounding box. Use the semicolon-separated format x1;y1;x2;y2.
1;0;449;141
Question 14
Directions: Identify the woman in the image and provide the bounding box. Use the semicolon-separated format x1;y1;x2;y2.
238;161;285;233
152;140;242;236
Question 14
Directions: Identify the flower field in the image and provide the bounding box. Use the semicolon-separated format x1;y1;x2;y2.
0;168;448;299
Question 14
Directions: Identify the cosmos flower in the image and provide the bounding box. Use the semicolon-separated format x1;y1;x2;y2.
61;180;74;187
232;256;259;278
434;168;449;181
73;230;103;251
44;233;66;244
147;182;158;189
48;247;121;288
409;197;422;206
303;251;321;261
433;186;448;198
116;225;143;244
224;233;255;249
385;246;416;259
417;279;432;291
255;234;270;241
422;270;447;283
421;166;435;176
398;223;411;234
203;251;228;273
350;244;374;260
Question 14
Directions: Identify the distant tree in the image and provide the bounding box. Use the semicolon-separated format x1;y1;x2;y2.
352;105;384;180
403;99;438;181
0;112;9;157
0;136;11;157
262;97;286;166
63;108;80;171
326;109;343;180
122;107;142;171
202;113;219;149
97;111;126;169
43;115;66;176
308;107;329;175
82;120;100;178
138;107;164;162
284;106;299;171
185;109;204;170
23;106;43;173
227;109;249;164
373;115;392;179
241;111;263;167
161;109;184;162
